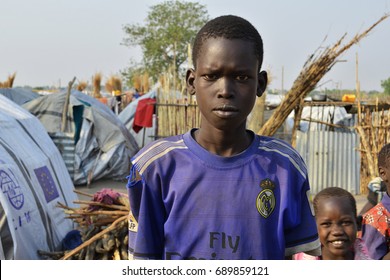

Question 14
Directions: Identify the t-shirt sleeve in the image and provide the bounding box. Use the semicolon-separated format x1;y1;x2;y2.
127;165;165;260
284;178;321;257
284;178;321;256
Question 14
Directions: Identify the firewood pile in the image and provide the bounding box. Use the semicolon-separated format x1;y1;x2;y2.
38;188;134;260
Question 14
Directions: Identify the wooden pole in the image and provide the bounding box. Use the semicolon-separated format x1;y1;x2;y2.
61;77;76;132
291;98;304;148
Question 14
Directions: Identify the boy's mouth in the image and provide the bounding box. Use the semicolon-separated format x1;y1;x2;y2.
213;104;238;112
213;104;239;117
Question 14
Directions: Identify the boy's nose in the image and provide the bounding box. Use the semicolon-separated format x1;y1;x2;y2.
217;77;234;98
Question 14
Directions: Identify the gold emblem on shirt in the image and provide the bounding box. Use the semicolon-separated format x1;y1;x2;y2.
256;179;276;218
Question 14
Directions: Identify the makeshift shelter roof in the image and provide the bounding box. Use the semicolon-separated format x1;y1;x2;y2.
0;87;40;105
0;95;78;259
22;90;139;185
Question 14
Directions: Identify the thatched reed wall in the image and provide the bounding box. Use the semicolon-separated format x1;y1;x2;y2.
156;90;200;138
357;102;390;193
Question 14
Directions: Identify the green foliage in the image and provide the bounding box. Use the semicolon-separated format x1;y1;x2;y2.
122;0;209;86
120;58;144;88
381;77;390;95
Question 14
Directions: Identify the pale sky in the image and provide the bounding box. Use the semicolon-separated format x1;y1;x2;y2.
1;0;390;91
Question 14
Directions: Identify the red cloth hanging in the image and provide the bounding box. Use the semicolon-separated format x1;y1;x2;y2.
133;98;156;133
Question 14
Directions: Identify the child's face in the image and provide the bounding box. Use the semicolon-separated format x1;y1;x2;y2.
379;159;390;194
186;37;266;133
315;196;357;260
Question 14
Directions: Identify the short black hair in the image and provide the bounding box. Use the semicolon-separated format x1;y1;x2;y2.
313;187;357;218
378;143;390;169
192;15;264;70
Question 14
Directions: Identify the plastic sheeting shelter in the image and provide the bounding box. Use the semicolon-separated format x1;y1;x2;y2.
0;87;40;105
0;95;78;259
286;105;353;132
22;90;139;185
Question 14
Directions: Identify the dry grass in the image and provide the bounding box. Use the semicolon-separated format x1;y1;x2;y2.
133;72;150;93
357;101;390;192
0;72;17;88
77;80;88;92
105;75;122;95
93;72;102;98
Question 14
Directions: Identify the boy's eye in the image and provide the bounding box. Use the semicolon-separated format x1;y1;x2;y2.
203;74;218;80
342;221;353;226
236;75;249;81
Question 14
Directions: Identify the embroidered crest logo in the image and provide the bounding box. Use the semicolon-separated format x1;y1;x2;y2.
256;178;276;218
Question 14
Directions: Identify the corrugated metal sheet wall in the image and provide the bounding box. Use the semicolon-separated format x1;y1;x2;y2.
295;130;360;195
50;132;75;180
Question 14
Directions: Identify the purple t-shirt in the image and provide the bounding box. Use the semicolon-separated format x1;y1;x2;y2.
127;129;320;260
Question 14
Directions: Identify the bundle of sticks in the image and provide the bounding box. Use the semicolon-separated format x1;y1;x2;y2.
38;188;134;260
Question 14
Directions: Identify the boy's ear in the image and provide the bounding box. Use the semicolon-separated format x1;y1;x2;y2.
256;70;268;97
186;69;196;95
379;166;387;181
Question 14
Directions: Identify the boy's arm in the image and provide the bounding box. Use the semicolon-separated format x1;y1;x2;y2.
284;179;321;258
127;167;165;260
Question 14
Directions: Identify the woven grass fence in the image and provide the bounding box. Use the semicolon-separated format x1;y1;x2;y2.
357;101;390;193
155;73;201;139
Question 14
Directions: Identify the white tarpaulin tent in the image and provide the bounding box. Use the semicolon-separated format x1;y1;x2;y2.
23;90;139;185
286;104;353;132
0;87;40;105
0;95;78;259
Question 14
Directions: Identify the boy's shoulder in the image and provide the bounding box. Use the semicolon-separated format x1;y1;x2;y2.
362;202;390;242
134;134;186;157
131;134;188;171
363;201;390;223
256;134;307;177
257;135;303;159
257;135;291;146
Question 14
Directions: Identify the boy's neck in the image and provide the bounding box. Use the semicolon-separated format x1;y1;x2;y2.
192;128;253;157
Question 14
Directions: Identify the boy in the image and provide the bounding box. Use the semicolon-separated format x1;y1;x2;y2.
127;15;320;260
361;143;390;260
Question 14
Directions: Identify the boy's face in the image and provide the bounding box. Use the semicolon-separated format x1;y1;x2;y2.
315;196;357;260
186;37;267;133
379;158;390;194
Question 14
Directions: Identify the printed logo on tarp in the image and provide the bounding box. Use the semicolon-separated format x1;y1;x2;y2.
34;166;59;203
0;169;24;210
